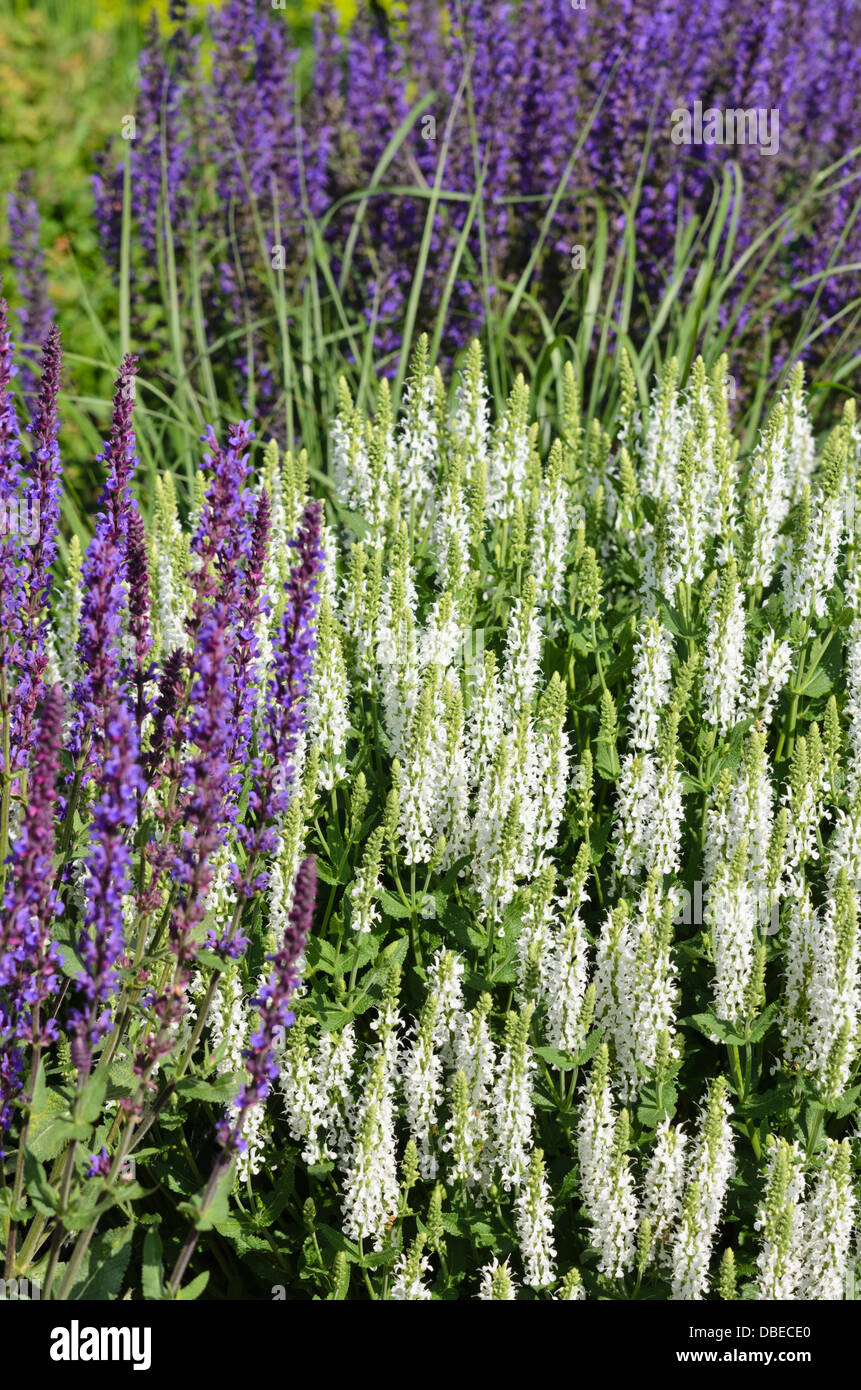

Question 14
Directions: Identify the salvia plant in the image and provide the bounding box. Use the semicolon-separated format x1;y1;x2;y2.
3;304;861;1302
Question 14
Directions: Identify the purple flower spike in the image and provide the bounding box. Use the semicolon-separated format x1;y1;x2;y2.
0;684;64;1132
5;175;52;399
228;855;316;1128
16;325;63;768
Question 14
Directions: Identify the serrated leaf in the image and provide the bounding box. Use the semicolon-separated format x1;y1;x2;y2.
379;890;412;919
68;1224;133;1300
747;1001;779;1043
684;1012;746;1046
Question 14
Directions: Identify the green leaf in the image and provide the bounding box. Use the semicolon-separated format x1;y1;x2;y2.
534;1045;577;1070
175;1074;241;1104
194;950;231;975
76;1064;109;1125
830;1084;861;1119
68;1224;133;1300
142;1227;165;1301
747;1001;779;1043
27;1088;87;1163
684;1012;746;1046
379;890;412;919
176;1270;210;1301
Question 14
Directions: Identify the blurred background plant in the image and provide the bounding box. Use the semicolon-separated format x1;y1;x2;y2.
2;0;861;525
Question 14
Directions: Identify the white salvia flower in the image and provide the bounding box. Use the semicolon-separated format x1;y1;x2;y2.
432;455;471;590
402;992;444;1180
635;359;690;503
746;629;793;728
341;1003;400;1249
467;651;505;780
707;838;758;1026
577;1047;615;1214
488;1007;535;1190
594;1111;638;1279
209;966;248;1079
828;785;861;897
781;735;828;897
744;405;792;589
754;1137;806;1301
782;417;847;620
669;429;712;586
425;948;466;1067
544;853;591;1053
730;729;776;901
443;999;495;1188
643;1120;688;1266
316;1024;357;1162
613;751;658;880
628;617;673;752
781;878;859;1099
332;383;393;540
670;1078;735;1300
799;1139;856;1300
470;732;521;928
782;487;844;622
487;375;532;521
153;530;187;658
476;1257;516;1300
517;868;557;1005
349;825;385;935
650;750;684;878
625;877;679;1093
843;602;861;791
397;669;448;866
208;967;268;1182
782;364;817;502
390;1240;433;1301
703;561;746;735
395;346;437;514
525;674;570;871
268;795;307;945
501;576;542;717
555;1269;586;1300
530;441;571;619
53;533;84;692
594;879;678;1102
376;531;420;758
419;592;463;671
577;1046;638;1279
434;678;470;870
306;597;350;791
278;1019;327;1164
451;340;490;486
516;1149;557;1288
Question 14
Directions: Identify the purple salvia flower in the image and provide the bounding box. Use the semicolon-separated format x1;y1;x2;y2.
227;487;270;772
133;603;238;1080
219;855;316;1150
0;684;64;1132
15;325;63;768
0;292;25;779
190;420;255;619
234;499;323;886
5;174;52;400
67;688;144;1076
68;356;140;767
